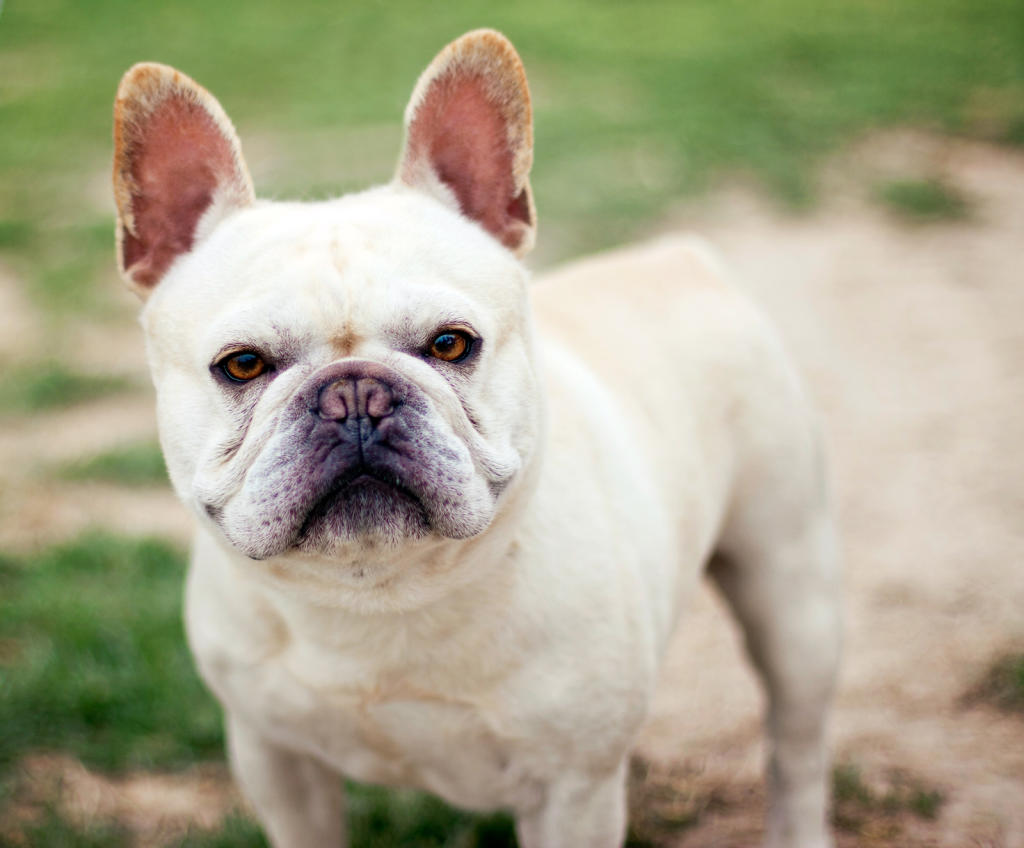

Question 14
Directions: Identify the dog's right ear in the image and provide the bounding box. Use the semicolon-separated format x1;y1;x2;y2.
112;63;254;297
396;30;536;256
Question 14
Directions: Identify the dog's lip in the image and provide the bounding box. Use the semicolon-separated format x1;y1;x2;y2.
347;470;403;489
296;464;427;536
339;465;413;492
323;463;422;503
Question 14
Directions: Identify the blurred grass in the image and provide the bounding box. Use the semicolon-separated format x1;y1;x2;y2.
1;0;1023;317
876;178;971;222
832;763;944;834
0;362;134;415
971;652;1024;714
174;815;270;848
58;439;168;486
0;532;221;773
345;786;515;848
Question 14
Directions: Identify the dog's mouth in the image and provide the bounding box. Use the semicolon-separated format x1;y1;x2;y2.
304;465;427;524
295;463;431;552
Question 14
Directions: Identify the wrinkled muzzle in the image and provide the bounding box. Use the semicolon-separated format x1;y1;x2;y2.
204;360;510;560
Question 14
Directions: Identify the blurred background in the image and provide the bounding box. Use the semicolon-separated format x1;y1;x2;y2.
1;1;1023;845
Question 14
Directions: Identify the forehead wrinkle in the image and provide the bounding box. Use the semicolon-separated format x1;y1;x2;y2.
322;232;395;356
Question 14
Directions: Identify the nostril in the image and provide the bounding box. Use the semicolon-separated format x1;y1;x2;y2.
363;380;397;421
318;378;357;421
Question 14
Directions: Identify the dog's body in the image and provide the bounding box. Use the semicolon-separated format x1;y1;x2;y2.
113;31;840;848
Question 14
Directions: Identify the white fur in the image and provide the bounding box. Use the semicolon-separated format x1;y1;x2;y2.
120;33;840;848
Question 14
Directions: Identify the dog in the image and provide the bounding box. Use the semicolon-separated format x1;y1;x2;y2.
111;29;841;848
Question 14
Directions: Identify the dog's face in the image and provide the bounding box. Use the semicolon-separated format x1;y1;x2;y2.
113;32;543;592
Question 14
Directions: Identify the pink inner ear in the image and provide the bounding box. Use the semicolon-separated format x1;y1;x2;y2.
121;97;235;288
408;74;531;247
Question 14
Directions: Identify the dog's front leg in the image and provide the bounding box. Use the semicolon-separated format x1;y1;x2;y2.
514;759;629;848
226;716;346;848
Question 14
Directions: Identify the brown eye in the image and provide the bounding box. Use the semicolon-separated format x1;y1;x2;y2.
428;330;473;363
220;351;267;382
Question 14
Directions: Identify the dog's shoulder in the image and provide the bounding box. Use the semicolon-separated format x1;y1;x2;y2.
530;235;812;505
530;235;776;387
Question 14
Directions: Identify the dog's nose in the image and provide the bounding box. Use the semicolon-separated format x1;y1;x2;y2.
317;376;397;423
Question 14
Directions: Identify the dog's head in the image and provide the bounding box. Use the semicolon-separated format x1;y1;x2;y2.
112;31;544;600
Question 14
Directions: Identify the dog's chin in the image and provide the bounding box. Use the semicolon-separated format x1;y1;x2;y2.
296;476;431;555
211;462;503;562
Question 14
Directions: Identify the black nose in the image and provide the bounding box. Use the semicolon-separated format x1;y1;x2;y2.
317;376;397;424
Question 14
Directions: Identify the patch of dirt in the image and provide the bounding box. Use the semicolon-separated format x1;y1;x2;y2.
0;392;189;550
6;754;240;847
0;481;190;551
627;757;763;847
67;311;154;378
0;395;158;469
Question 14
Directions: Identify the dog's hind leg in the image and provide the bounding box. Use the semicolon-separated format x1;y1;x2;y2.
709;500;841;848
226;716;347;848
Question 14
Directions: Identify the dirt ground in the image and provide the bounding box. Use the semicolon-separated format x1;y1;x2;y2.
2;130;1022;845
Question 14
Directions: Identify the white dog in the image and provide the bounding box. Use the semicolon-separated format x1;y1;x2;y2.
112;29;840;848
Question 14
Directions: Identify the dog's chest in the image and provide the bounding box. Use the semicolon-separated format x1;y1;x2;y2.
203;624;544;812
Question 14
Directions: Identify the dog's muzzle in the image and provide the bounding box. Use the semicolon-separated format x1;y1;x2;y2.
201;358;506;559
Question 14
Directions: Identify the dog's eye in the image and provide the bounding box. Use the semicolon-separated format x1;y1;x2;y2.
428;330;474;363
219;351;268;382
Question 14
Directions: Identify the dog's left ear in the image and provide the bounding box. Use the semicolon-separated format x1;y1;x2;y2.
396;29;536;256
113;63;254;297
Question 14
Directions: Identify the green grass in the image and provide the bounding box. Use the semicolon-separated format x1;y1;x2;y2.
971;652;1024;713
832;762;944;834
174;814;270;848
0;532;222;773
0;363;134;415
876;177;971;222
346;785;515;848
1005;116;1024;146
0;0;1022;305
59;440;168;486
832;763;873;808
0;218;33;249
